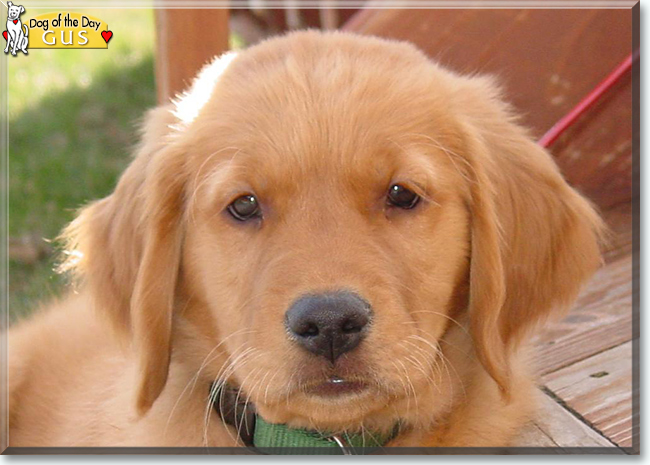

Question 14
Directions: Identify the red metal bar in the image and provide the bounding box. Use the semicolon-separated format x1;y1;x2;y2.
538;52;636;148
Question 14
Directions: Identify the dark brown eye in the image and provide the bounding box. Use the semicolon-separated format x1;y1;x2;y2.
387;184;420;209
227;195;261;221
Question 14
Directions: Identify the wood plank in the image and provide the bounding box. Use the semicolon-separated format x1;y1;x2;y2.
601;201;633;264
551;77;632;211
515;422;557;448
543;342;633;448
266;8;359;30
155;8;230;103
534;255;632;375
514;391;615;448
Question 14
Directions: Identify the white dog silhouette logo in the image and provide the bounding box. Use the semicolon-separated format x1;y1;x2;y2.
3;1;28;56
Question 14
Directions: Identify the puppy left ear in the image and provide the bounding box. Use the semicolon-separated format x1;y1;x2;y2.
130;142;187;414
59;105;187;416
20;6;24;13
456;76;605;395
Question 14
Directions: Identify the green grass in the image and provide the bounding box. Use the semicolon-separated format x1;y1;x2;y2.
9;8;157;322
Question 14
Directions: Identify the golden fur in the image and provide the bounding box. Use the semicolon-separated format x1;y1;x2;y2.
9;31;604;448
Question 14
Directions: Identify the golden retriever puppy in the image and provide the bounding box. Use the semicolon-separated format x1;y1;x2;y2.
8;30;604;450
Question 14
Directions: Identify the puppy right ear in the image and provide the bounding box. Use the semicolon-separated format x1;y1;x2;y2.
7;2;12;8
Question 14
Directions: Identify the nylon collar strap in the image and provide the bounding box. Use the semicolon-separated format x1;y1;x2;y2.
211;383;398;454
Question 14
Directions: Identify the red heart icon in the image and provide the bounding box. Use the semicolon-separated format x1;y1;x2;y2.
13;20;17;24
2;31;7;41
101;30;113;44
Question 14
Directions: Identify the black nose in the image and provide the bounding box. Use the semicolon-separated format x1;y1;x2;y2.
285;291;372;363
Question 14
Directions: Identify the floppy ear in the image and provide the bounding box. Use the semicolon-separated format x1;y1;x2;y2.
19;5;24;13
59;105;187;415
59;53;240;415
454;77;605;394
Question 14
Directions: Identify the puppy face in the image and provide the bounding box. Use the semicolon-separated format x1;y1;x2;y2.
61;31;603;435
182;56;472;429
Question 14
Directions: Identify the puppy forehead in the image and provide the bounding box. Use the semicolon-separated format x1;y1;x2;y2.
184;32;459;143
184;32;467;197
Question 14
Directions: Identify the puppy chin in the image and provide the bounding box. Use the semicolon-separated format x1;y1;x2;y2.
252;375;406;432
256;391;394;433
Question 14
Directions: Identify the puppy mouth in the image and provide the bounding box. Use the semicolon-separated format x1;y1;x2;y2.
304;376;370;398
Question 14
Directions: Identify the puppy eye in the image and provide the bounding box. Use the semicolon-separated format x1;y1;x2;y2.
387;184;420;209
227;195;261;221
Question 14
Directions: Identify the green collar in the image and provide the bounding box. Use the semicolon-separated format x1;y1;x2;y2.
253;416;397;455
211;383;398;454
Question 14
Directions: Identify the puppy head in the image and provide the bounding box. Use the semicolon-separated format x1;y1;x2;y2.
60;31;603;430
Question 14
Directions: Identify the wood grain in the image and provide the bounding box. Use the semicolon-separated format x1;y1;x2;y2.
534;255;632;375
543;342;633;448
514;391;615;448
601;201;633;264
